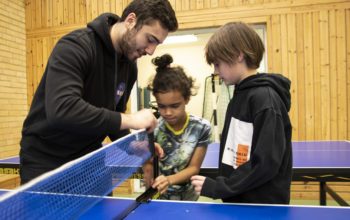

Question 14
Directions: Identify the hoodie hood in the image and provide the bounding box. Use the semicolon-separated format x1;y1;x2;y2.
87;13;120;55
236;73;291;111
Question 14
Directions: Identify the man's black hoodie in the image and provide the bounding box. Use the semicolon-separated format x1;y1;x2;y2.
20;13;137;169
201;73;292;204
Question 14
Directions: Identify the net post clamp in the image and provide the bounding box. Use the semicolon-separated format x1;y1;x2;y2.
136;133;159;203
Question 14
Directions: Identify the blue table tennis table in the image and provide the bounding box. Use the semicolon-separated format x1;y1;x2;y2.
200;141;350;206
0;156;18;174
0;189;349;220
1;141;350;206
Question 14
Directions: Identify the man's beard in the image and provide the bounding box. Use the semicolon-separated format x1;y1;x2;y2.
119;28;139;61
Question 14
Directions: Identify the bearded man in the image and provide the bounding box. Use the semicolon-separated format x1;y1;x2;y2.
20;0;178;184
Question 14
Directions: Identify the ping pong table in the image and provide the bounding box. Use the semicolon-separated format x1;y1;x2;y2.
200;141;350;206
0;189;349;219
0;156;19;174
1;141;350;206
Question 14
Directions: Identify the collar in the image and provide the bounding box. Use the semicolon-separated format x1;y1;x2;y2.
165;114;189;136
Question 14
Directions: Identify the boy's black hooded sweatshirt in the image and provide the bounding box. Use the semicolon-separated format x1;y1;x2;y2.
20;13;137;168
201;73;292;204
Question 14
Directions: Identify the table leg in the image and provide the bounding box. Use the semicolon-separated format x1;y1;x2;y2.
320;182;326;206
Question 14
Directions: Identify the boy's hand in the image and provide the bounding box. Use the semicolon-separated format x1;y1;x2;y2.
191;175;206;195
152;175;171;194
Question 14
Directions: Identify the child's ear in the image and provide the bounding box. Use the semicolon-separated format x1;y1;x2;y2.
238;52;244;63
124;13;137;30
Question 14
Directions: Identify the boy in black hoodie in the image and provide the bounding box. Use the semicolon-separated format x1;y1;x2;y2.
191;22;292;204
20;0;178;184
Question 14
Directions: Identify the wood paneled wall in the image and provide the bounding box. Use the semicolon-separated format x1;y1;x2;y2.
24;0;350;141
0;0;27;158
268;10;349;141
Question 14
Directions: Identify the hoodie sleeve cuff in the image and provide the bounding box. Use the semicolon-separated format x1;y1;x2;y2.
201;177;216;198
106;111;122;134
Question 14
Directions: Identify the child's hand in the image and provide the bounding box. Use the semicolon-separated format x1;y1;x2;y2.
152;175;171;194
191;175;206;195
142;162;154;188
154;142;164;158
143;142;164;189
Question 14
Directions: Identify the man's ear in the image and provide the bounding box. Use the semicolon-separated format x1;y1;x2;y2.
124;12;137;30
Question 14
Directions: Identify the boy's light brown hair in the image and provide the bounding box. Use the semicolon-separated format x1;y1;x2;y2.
205;22;265;69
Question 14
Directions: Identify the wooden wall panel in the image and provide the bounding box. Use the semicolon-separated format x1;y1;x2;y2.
296;13;305;141
303;13;315;140
312;11;322;140
0;0;27;158
336;9;347;140
17;0;350;148
268;8;349;141
347;9;350;140
319;10;331;140
287;14;298;139
329;9;337;140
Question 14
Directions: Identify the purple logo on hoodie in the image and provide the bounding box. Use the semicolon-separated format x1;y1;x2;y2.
115;82;125;105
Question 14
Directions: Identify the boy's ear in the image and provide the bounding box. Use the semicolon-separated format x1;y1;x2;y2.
124;13;137;30
237;52;245;63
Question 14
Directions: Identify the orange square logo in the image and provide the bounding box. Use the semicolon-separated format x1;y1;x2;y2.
236;144;249;167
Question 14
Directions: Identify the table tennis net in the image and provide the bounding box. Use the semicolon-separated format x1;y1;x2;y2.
0;130;152;220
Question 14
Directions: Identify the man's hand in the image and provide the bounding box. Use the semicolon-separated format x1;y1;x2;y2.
191;175;206;195
121;109;157;132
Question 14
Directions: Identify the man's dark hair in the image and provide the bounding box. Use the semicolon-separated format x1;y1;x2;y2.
121;0;178;32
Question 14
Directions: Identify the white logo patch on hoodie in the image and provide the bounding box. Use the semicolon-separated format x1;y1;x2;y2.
222;116;253;169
